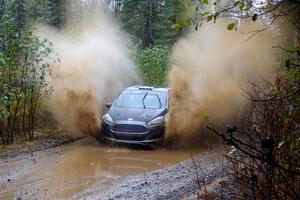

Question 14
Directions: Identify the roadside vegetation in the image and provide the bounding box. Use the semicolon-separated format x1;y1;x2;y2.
115;0;183;85
134;46;170;86
0;0;182;144
180;0;300;199
0;0;299;199
0;0;58;144
0;1;174;145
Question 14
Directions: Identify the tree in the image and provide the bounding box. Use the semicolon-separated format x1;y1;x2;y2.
120;0;183;48
48;0;67;29
135;46;170;85
0;0;54;144
180;0;300;198
106;0;183;86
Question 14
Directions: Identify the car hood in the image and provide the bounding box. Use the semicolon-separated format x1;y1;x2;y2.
108;107;166;122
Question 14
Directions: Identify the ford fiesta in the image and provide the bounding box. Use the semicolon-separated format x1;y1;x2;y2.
100;86;169;145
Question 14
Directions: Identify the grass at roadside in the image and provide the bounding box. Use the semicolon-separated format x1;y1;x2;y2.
0;128;83;159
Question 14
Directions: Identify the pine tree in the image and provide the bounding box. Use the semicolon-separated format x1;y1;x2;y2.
49;0;67;29
13;0;26;39
0;0;55;144
120;0;182;48
153;0;183;46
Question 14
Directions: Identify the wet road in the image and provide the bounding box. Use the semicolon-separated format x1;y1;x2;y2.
0;137;204;199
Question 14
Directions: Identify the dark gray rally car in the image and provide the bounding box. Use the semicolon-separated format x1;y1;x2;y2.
100;86;169;145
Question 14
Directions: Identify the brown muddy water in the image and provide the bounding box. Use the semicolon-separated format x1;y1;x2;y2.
0;137;207;199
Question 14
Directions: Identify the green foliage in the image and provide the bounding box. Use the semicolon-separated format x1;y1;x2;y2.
179;0;300;198
227;22;236;30
119;0;183;48
287;69;300;80
201;0;209;5
25;0;54;24
207;15;213;22
135;46;170;86
0;0;55;144
234;0;245;11
0;33;53;144
174;0;245;32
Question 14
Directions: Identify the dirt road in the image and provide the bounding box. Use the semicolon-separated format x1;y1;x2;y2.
0;137;226;200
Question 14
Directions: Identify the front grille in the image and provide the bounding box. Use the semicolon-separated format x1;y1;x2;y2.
113;133;146;141
111;124;147;133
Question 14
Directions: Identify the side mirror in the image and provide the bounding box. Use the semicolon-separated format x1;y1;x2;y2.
105;103;112;109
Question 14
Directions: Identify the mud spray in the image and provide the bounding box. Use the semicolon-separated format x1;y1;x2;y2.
38;4;281;140
38;6;139;135
166;20;281;141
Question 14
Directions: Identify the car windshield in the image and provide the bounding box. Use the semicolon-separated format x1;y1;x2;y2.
114;91;167;109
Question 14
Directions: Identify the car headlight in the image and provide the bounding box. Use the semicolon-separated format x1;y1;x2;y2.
148;116;165;126
103;114;114;125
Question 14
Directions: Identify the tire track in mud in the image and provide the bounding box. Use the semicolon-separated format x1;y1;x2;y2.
75;145;226;200
0;137;223;200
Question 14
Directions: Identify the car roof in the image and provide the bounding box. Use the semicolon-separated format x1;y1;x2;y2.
125;86;169;92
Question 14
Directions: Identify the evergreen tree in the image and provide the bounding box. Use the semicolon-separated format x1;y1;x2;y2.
120;0;182;48
14;0;26;39
49;0;67;29
0;0;54;144
153;0;183;46
25;0;54;25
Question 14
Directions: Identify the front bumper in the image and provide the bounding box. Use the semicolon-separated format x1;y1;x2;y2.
100;120;165;145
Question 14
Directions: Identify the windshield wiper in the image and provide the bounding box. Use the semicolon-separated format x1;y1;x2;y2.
142;92;148;108
155;94;162;109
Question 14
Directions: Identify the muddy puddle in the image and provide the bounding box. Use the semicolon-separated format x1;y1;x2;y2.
57;137;203;176
0;137;208;199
